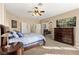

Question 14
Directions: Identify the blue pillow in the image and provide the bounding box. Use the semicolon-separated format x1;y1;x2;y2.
8;33;15;39
20;32;24;37
10;32;13;34
17;32;24;38
8;36;15;39
12;31;19;38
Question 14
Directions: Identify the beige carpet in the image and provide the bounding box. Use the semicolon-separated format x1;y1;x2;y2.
23;35;79;55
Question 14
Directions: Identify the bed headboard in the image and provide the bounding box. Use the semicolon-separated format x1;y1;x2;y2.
0;24;9;47
0;25;6;35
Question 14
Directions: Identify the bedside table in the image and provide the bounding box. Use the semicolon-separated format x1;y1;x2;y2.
1;42;24;55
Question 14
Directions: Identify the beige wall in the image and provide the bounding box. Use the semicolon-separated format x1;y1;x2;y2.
0;3;40;31
5;9;40;31
40;8;79;46
6;10;21;31
0;3;5;25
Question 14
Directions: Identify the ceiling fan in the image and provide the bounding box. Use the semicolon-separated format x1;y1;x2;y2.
28;3;45;16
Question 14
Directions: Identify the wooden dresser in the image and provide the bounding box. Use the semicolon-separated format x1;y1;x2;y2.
54;28;74;46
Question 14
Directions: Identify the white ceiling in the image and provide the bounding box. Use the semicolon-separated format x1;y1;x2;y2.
5;3;79;20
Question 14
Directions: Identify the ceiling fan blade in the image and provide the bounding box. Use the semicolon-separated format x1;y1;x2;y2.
27;11;32;13
38;12;42;16
38;3;43;6
40;11;45;13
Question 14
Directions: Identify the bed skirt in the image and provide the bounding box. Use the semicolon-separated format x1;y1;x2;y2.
24;39;45;51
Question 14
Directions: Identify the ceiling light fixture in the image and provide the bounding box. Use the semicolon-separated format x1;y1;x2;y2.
28;3;45;16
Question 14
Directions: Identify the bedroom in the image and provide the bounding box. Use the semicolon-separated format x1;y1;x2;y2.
0;3;79;55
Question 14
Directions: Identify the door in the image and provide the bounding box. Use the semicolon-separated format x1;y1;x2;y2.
36;24;42;34
21;22;31;34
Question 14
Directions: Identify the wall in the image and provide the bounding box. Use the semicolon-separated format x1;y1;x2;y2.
40;8;79;46
6;10;40;31
0;3;5;25
6;10;20;31
0;3;40;32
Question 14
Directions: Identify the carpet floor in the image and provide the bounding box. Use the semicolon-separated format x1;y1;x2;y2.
23;35;79;55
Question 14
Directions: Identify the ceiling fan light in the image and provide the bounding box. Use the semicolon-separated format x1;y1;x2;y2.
32;13;36;16
31;3;45;16
36;13;40;16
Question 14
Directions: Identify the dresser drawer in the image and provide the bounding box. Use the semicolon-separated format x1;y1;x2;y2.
54;28;74;46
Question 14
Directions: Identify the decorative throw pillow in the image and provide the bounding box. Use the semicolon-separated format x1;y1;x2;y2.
17;32;24;38
12;31;19;38
8;33;15;39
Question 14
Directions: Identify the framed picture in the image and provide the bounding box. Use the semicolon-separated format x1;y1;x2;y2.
11;20;17;28
56;16;76;28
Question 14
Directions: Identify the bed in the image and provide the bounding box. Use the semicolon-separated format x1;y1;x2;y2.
0;24;46;49
8;31;46;48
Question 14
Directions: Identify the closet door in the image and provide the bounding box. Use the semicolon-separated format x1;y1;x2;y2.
21;22;31;34
31;24;36;33
22;23;30;34
27;24;31;33
21;22;28;34
36;24;42;34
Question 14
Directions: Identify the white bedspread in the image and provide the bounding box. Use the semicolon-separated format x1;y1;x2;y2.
9;33;46;45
